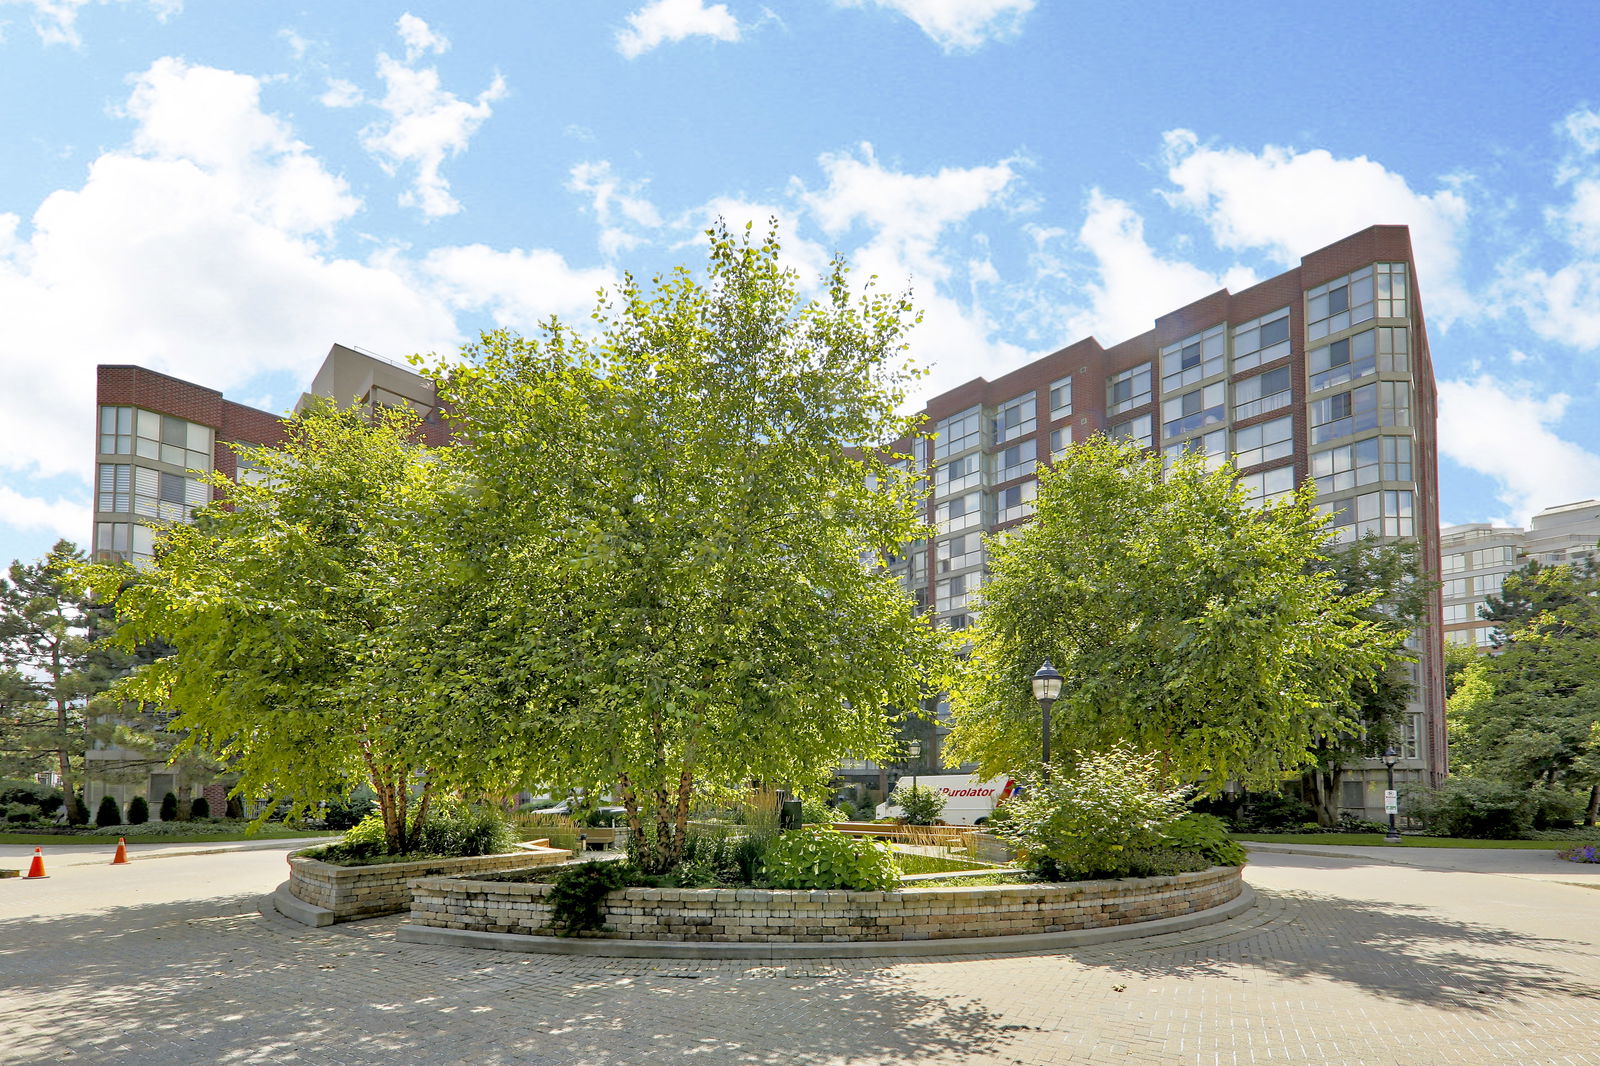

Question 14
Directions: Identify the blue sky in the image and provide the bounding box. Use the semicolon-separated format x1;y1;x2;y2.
3;0;1600;569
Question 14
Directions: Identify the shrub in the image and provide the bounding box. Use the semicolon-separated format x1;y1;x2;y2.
1232;792;1316;832
317;800;513;862
1531;789;1584;830
2;801;41;824
0;779;63;814
1404;779;1533;839
1159;813;1247;867
889;783;946;826
320;791;375;830
69;794;90;825
126;796;150;824
1338;814;1391;834
190;797;211;820
760;827;901;891
1118;847;1213;877
993;745;1190;881
547;861;640;935
159;792;178;822
95;795;122;827
1557;843;1600;863
799;794;849;825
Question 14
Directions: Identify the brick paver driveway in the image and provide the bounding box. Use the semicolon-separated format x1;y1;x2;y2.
4;846;1599;1065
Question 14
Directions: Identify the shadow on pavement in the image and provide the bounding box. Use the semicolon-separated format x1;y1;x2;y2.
1069;883;1599;1013
0;893;1020;1066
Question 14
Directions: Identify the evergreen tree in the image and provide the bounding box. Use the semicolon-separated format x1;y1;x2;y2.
95;794;121;827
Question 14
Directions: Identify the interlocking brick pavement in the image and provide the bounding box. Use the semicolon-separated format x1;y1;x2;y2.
3;849;1599;1065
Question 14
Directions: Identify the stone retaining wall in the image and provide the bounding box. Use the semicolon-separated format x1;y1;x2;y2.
408;865;1242;943
288;846;569;922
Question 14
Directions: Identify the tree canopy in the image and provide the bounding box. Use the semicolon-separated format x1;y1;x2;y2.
946;436;1399;793
421;222;954;871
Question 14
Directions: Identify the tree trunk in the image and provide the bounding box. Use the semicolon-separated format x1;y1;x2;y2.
1586;784;1599;828
618;774;653;870
54;698;79;823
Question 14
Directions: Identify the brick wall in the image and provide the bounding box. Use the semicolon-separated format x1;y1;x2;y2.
408;865;1243;943
288;847;569;922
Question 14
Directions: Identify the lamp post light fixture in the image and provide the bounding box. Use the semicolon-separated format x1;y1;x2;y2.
1032;660;1063;784
1382;747;1402;844
907;739;922;793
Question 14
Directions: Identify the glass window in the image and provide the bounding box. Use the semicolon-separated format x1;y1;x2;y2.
1307;266;1376;341
939;533;984;574
1234;366;1293;421
1442;553;1466;575
994;393;1037;445
1160;324;1226;391
1308;329;1378;392
1231;308;1291;373
1311;437;1381;494
995;479;1038;523
935;491;983;535
1443;578;1470;599
1107;363;1152;415
1049;377;1073;420
996;439;1037;483
1162;382;1226;440
1233;416;1294;468
937;571;983;614
937;451;984;497
99;406;135;455
1310;383;1379;444
1048;426;1072;460
1108;413;1152;448
1375;262;1408;319
97;463;132;512
1164;429;1228;470
1377;326;1409;372
1379;381;1411;429
1239;465;1296;506
1381;434;1412;481
1320;489;1414;542
934;407;983;460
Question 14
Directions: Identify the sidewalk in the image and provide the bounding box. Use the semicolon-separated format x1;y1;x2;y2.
0;835;335;869
1243;839;1600;883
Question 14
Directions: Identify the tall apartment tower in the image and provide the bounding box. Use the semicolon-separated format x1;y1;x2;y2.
87;343;437;813
1441;499;1600;648
887;225;1444;815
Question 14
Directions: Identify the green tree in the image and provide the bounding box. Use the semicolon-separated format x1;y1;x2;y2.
1300;537;1428;825
84;402;489;854
1449;560;1600;822
423;222;954;874
0;541;97;819
947;437;1397;793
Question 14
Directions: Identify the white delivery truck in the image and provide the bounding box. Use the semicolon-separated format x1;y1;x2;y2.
875;775;1018;825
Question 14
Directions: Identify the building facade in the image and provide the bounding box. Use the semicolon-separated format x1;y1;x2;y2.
1441;499;1600;648
87;344;438;814
871;225;1445;816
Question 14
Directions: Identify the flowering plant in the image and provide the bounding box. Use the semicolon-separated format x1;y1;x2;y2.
1557;843;1600;864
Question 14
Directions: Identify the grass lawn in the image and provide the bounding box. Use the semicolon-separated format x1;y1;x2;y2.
1234;832;1598;849
0;824;334;846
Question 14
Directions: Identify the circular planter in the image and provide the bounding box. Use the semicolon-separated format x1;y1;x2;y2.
396;864;1249;958
281;845;569;925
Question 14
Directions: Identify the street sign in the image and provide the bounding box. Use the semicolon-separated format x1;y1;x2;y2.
1384;789;1399;815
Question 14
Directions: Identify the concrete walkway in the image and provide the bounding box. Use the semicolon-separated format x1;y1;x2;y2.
0;834;335;869
1243;838;1600;883
6;844;1600;1064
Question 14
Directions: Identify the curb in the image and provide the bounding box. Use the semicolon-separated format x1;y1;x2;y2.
393;882;1256;960
267;881;337;927
1243;843;1387;863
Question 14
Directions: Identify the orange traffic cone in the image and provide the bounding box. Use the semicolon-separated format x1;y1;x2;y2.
111;838;128;865
25;847;46;878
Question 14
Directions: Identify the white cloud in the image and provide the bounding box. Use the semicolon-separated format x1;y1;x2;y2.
1;0;179;47
568;161;663;257
422;245;615;333
395;11;447;61
1065;189;1257;346
0;486;88;540
0;54;609;523
1437;376;1600;524
616;0;740;59
834;0;1033;52
1159;129;1472;323
1503;108;1600;350
360;15;507;218
320;78;363;109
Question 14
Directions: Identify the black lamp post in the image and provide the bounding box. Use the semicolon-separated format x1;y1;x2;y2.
1382;747;1402;844
907;739;922;793
1032;660;1063;784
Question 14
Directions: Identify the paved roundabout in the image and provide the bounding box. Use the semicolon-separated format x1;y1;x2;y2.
3;843;1600;1065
